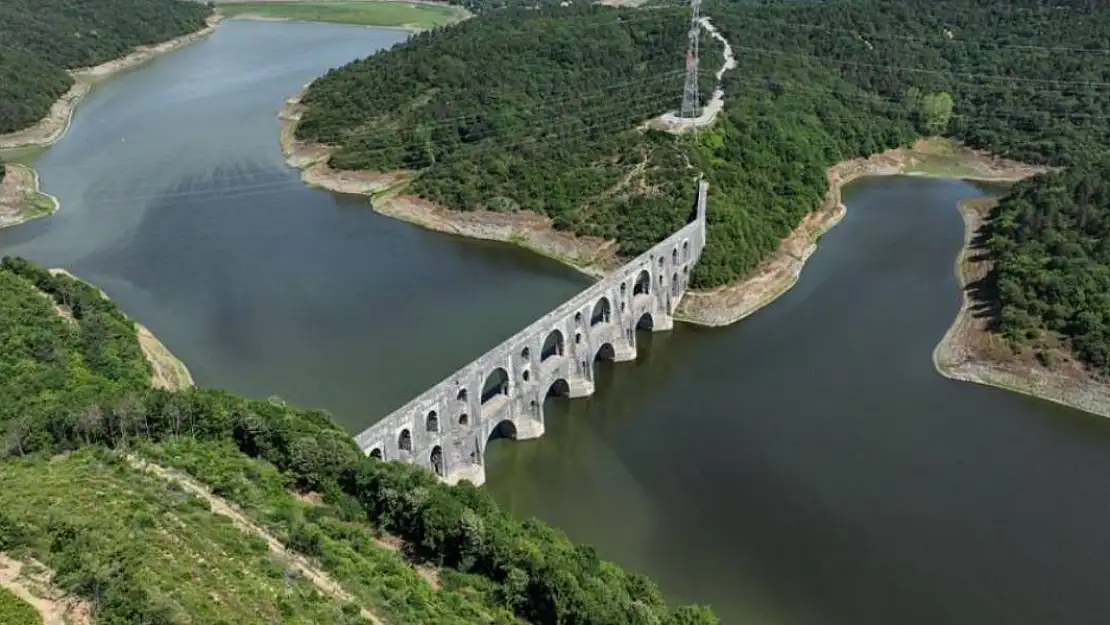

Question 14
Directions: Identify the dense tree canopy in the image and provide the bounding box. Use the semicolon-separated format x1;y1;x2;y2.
0;255;720;625
298;0;1110;372
0;0;211;134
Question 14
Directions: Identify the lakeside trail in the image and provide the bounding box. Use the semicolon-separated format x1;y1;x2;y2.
0;14;222;152
933;199;1110;418
45;269;195;391
0;164;59;229
0;553;93;625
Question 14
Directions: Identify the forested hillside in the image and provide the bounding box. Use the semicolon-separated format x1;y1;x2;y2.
296;0;1110;372
988;164;1110;373
0;0;211;134
0;255;719;625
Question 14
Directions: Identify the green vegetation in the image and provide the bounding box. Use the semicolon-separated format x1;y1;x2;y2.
0;254;718;624
988;163;1110;372
0;449;367;624
0;587;40;625
294;0;1110;286
218;1;470;29
0;0;211;134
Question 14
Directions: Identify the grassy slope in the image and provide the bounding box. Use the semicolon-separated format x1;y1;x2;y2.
137;438;520;625
217;1;469;28
0;587;40;625
0;449;365;624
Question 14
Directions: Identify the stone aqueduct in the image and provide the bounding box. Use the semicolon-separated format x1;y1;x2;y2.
355;181;709;485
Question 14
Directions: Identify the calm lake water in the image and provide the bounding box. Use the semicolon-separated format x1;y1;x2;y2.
3;19;1110;625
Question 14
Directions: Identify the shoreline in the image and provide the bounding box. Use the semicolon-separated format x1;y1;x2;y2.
675;138;1051;326
279;92;620;280
46;269;195;391
932;200;1110;419
220;13;426;33
0;14;223;152
0;164;60;230
281;98;1051;327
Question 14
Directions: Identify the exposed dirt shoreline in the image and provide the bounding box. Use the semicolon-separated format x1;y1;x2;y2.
677;138;1051;326
0;164;59;229
279;107;1049;327
279;92;620;279
46;269;195;391
932;199;1110;418
0;15;222;152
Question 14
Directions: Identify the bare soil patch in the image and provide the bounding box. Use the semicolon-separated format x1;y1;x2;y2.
676;138;1052;326
933;199;1110;418
0;554;92;625
0;165;58;230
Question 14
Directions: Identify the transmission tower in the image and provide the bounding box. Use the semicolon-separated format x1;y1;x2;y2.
680;0;701;120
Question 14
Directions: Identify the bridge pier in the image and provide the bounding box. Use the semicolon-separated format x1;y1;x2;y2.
356;180;710;485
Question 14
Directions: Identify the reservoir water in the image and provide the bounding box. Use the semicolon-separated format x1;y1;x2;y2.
3;19;1110;625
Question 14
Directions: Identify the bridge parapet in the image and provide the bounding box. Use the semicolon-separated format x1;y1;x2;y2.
355;180;709;485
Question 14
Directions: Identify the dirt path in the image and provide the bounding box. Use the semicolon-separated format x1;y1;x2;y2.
0;554;92;625
125;456;383;624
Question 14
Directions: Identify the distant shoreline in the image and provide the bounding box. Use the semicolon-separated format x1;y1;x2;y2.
0;14;222;152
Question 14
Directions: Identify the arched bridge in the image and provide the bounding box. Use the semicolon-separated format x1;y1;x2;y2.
355;180;709;485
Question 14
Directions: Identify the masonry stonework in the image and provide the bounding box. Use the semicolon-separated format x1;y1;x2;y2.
355;180;710;485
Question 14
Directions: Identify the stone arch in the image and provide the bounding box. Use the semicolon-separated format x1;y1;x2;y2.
398;429;412;452
657;256;664;268
369;448;383;460
520;346;531;360
595;342;616;361
633;269;650;295
636;312;654;331
430;445;444;477
481;367;510;404
620;281;627;296
671;272;679;295
522;368;531;382
457;388;468;402
426;410;439;433
574;311;583;324
672;247;678;264
459;413;469;426
541;329;565;361
547;378;571;398
683;239;690;261
590;297;612;326
487;419;519;443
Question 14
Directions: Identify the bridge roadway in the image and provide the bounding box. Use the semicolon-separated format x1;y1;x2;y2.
355;180;709;485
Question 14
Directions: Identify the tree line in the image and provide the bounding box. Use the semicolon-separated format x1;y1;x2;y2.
297;0;1110;372
0;254;720;624
0;0;211;135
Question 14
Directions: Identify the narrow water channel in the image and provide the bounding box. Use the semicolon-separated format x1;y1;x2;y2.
3;20;1110;625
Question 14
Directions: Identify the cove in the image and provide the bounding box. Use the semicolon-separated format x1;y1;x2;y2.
2;17;1110;625
485;175;1110;625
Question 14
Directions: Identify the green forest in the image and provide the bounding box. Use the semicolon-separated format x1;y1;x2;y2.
0;0;211;135
0;255;719;624
296;0;1110;371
